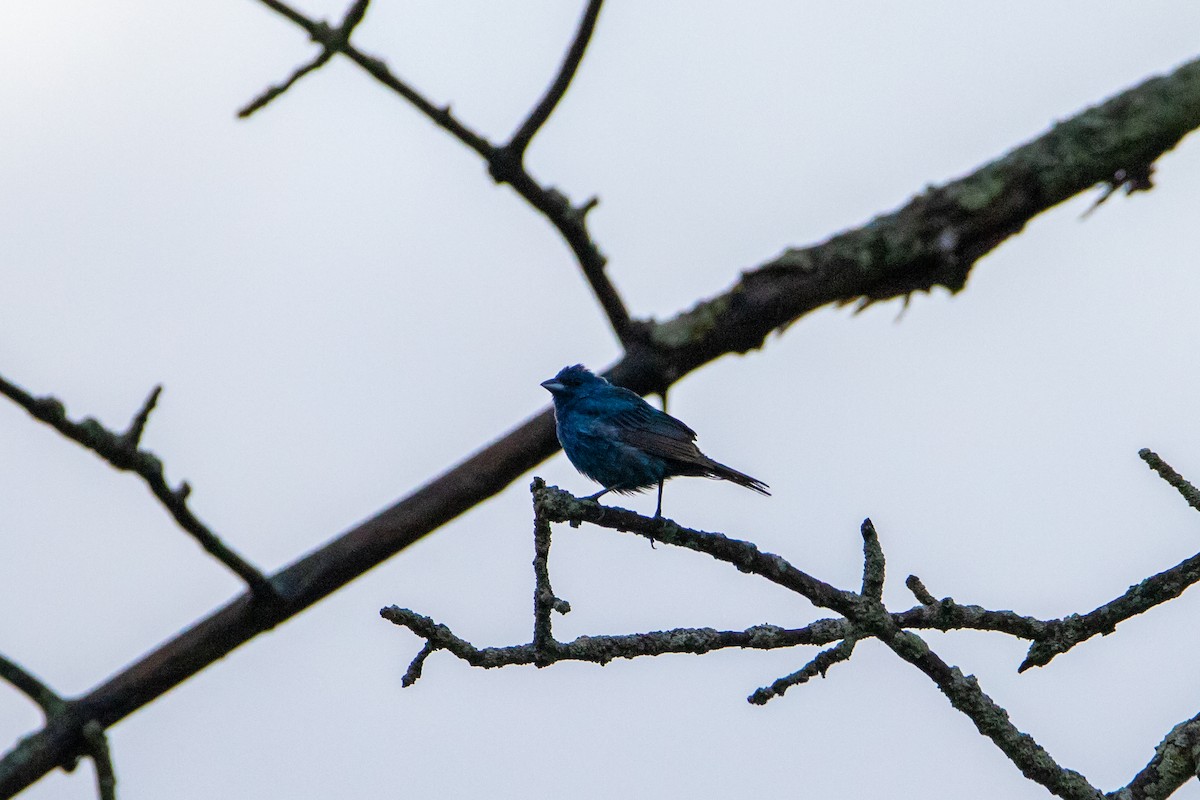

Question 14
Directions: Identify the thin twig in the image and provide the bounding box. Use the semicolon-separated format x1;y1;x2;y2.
0;653;65;718
506;0;604;158
0;373;277;599
748;636;858;705
401;641;436;688
239;0;371;118
1139;448;1200;514
249;0;632;343
81;722;116;800
1019;545;1200;672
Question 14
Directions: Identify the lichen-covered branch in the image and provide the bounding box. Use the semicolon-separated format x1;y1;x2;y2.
747;635;858;706
641;56;1200;371
7;24;1200;795
385;475;1200;798
1019;451;1200;672
0;373;276;598
1139;448;1200;514
1110;712;1200;800
380;606;847;680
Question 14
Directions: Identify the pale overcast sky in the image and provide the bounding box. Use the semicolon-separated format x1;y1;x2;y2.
4;3;1200;799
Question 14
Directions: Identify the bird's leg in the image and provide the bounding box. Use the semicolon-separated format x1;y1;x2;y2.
654;480;664;519
585;488;610;502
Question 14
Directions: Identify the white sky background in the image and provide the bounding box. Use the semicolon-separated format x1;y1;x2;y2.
3;2;1200;798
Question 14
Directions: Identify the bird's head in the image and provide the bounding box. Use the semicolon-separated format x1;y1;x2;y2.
540;364;607;397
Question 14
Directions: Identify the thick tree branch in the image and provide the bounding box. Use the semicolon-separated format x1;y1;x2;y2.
0;374;276;599
5;53;1200;795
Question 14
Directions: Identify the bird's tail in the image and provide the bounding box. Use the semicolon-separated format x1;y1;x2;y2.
705;460;770;496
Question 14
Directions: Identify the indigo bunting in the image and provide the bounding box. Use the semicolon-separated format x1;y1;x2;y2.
541;364;769;517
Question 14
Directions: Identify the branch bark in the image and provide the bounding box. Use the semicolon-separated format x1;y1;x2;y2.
3;36;1200;799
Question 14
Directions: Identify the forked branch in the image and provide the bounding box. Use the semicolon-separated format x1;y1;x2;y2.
385;454;1200;799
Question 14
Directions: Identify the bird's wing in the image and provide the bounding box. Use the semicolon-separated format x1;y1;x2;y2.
608;399;704;463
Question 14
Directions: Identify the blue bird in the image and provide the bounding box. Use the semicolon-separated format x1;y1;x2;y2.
541;364;769;518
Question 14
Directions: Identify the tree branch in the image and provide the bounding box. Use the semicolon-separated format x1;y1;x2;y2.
1139;448;1200;514
0;374;276;599
248;0;631;343
0;653;65;719
6;52;1200;794
1019;451;1200;671
1109;711;1200;800
238;0;370;118
382;605;853;682
747;635;858;705
506;0;604;158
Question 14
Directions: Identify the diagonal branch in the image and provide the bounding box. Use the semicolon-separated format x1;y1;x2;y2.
0;653;65;719
533;487;1101;797
747;635;858;705
1019;545;1200;672
238;0;371;118
1139;448;1200;514
872;624;1101;799
6;54;1200;795
1019;450;1200;672
1109;711;1200;800
0;374;277;599
506;0;604;158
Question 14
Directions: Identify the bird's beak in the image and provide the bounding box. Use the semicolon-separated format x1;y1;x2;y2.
541;379;565;393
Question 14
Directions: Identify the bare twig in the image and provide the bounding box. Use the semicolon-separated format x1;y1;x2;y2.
80;722;116;800
748;636;858;705
1140;448;1200;514
1019;545;1200;672
0;373;276;599
401;641;436;688
506;0;604;158
0;653;65;718
239;0;371;117
533;487;1102;797
249;0;631;342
